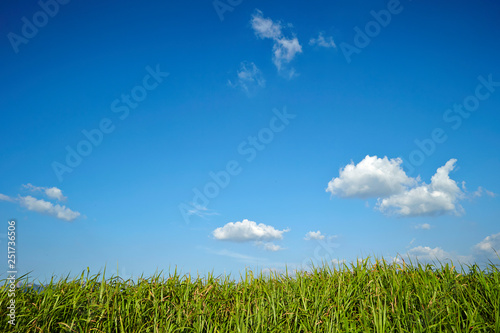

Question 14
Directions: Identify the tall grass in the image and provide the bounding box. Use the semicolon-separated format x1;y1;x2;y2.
1;257;499;332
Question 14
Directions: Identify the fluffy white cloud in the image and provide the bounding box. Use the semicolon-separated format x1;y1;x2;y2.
18;196;80;222
415;223;431;230
23;183;67;201
474;233;500;254
251;10;302;78
213;219;289;242
228;61;265;94
309;32;336;48
327;156;473;217
326;155;415;198
378;159;464;216
304;230;325;240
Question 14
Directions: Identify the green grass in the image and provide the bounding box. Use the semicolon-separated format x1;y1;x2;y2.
1;257;499;332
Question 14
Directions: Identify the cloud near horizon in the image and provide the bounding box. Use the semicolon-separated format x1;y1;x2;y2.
474;232;500;255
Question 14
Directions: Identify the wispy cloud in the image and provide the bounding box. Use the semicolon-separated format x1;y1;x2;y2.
251;10;302;79
0;193;14;202
18;196;80;222
228;61;265;95
23;183;67;201
471;186;496;198
255;241;284;251
309;32;336;48
208;248;267;263
212;219;289;242
414;223;431;230
185;203;219;219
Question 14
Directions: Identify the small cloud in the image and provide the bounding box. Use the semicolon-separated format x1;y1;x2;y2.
212;219;289;242
309;32;336;48
0;193;14;202
251;10;282;39
185;203;219;219
331;258;345;265
474;232;500;255
250;10;302;78
304;230;325;240
415;223;431;230
228;61;265;95
471;186;496;198
255;241;284;252
23;183;67;201
18;195;80;222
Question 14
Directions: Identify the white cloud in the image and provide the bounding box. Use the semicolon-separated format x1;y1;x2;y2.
250;10;302;78
23;183;67;201
212;219;289;242
304;230;325;240
228;61;265;94
18;195;80;222
406;245;473;265
273;37;302;74
474;233;500;254
0;193;14;202
378;159;464;217
326;155;415;199
415;223;431;230
255;241;284;252
309;32;336;48
407;246;450;261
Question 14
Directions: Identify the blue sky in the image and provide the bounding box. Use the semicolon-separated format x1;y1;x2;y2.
1;0;499;283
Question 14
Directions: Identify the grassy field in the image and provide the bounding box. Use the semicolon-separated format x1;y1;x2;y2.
1;257;499;332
